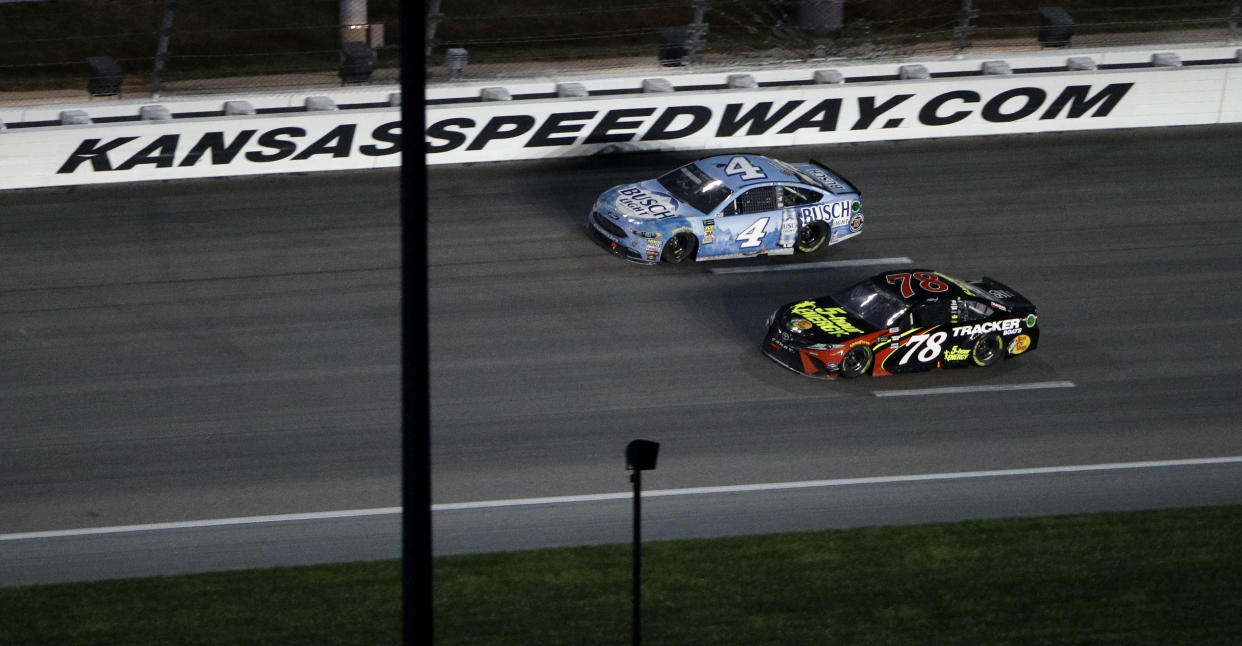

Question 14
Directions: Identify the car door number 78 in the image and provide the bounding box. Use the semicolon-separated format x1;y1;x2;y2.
899;331;948;365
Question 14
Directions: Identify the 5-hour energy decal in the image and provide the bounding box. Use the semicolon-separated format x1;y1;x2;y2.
790;301;863;337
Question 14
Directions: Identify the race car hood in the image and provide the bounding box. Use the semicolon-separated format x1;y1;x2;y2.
775;296;879;344
599;179;700;222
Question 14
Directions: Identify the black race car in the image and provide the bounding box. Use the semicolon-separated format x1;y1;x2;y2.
762;269;1039;379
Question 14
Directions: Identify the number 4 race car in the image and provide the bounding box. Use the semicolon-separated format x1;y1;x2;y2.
586;154;864;264
762;269;1040;379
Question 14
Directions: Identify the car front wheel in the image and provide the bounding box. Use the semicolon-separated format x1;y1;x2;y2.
794;222;828;253
839;344;873;378
661;233;698;263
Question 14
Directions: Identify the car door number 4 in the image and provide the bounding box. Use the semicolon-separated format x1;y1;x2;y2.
735;217;770;248
722;157;774;248
899;331;948;365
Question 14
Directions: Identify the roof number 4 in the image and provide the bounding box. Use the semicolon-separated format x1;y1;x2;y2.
724;156;767;181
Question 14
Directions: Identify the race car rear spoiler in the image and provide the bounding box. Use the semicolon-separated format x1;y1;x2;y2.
976;276;1035;308
804;160;861;196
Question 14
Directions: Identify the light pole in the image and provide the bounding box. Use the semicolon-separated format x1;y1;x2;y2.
626;439;660;646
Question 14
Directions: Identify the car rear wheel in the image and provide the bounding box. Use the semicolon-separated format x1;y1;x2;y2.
661;233;698;263
971;333;1004;367
794;222;828;254
839;344;873;378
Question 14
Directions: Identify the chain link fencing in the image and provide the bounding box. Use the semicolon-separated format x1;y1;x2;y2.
3;1;1238;106
0;0;400;106
425;0;1242;83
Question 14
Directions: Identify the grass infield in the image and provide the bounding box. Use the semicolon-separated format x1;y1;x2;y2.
2;505;1241;645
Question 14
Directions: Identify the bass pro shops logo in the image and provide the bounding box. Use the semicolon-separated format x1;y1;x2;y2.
56;121;402;174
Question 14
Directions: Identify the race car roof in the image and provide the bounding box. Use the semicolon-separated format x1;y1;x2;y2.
870;269;984;303
692;154;807;191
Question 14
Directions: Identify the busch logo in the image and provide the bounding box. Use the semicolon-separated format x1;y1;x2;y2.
617;187;678;218
798;200;852;227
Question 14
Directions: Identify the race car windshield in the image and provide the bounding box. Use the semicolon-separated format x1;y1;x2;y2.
831;280;910;328
657;164;733;214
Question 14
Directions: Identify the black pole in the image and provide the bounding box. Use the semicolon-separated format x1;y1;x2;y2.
632;468;642;646
625;439;658;646
404;4;433;644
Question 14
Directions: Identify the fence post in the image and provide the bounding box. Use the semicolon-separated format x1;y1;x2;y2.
953;0;978;56
687;0;710;64
425;0;443;58
341;0;368;44
150;0;176;98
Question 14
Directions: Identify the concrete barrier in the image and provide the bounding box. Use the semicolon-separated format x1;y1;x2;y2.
2;44;1240;189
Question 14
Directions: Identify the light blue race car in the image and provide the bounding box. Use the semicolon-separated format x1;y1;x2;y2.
586;154;864;264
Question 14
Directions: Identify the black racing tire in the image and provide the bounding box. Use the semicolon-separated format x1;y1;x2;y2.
794;222;829;254
839;344;873;378
661;233;698;264
971;333;1004;367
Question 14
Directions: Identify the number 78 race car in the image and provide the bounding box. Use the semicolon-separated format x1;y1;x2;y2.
586;154;864;264
762;269;1040;379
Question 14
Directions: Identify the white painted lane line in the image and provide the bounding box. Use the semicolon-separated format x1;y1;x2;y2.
0;507;402;542
7;455;1242;541
710;257;913;274
874;380;1077;397
435;456;1242;510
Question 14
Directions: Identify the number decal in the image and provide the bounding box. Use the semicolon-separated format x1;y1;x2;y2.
724;156;767;181
914;272;949;293
886;272;949;298
899;331;948;365
735;217;770;248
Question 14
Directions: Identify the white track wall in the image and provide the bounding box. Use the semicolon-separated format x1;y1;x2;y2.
0;109;400;190
2;46;1241;190
426;65;1242;165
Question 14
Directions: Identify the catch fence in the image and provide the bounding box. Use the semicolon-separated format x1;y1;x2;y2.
0;0;399;105
2;1;1239;106
425;0;1242;82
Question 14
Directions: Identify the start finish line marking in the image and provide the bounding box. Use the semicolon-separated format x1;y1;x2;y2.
710;257;913;274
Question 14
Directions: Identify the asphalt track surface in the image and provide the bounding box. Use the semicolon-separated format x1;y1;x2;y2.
4;124;1242;586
